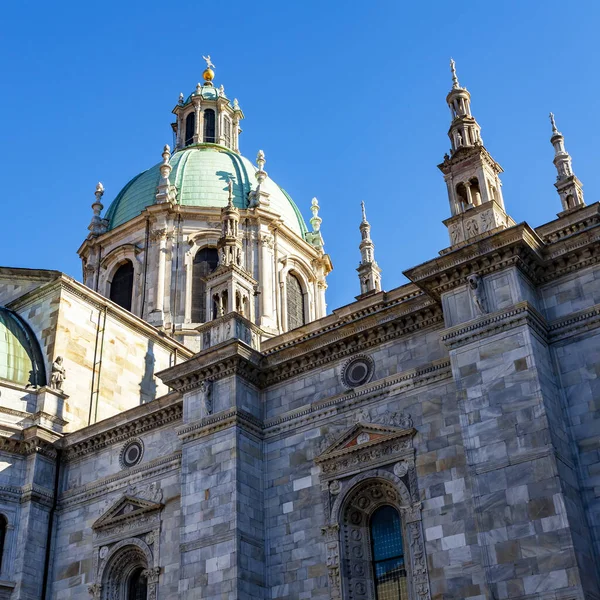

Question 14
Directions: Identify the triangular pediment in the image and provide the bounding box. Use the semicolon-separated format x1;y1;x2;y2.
316;421;415;463
93;495;163;531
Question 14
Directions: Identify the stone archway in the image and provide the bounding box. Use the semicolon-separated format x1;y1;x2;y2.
324;470;431;600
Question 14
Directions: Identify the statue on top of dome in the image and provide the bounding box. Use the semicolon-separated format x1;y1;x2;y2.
202;55;215;70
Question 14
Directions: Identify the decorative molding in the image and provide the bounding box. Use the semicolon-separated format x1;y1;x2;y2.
177;407;263;443
547;302;600;342
59;452;180;509
441;302;548;349
63;404;182;461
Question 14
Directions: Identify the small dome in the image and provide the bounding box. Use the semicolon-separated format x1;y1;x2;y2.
104;145;308;237
0;307;46;387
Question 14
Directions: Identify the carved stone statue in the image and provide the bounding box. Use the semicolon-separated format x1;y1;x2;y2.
200;381;213;416
467;274;488;316
50;356;66;392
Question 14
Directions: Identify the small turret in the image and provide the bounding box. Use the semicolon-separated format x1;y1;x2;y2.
217;179;242;268
438;60;514;248
249;150;270;208
356;201;382;298
549;113;585;212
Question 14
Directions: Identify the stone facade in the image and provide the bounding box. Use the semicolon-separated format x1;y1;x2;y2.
0;60;599;600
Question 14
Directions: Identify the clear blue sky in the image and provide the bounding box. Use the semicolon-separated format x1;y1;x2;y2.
1;1;599;313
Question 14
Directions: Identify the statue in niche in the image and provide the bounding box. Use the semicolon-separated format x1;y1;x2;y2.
200;381;213;416
50;356;66;392
467;274;488;316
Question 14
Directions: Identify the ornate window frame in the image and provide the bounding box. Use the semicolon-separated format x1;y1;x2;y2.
88;483;163;600
316;412;431;600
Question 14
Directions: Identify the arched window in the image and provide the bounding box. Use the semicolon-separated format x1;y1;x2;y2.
204;109;216;143
0;514;7;573
128;567;147;600
286;273;305;330
110;261;134;312
370;506;408;600
192;248;219;323
185;112;195;146
469;177;482;206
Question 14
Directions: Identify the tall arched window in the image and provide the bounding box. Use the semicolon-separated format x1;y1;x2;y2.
0;514;7;574
204;109;216;143
370;506;408;600
192;248;219;323
286;273;305;330
110;261;134;312
128;567;147;600
185;112;196;146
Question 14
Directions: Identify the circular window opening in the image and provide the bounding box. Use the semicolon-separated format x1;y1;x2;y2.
120;439;144;468
341;355;374;389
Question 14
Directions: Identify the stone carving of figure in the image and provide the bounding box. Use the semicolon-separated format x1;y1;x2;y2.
456;131;463;147
236;247;242;266
50;356;66;392
200;380;213;416
467;274;488;316
450;225;462;245
465;218;479;238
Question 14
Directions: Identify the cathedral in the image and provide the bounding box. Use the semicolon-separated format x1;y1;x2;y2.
0;56;599;600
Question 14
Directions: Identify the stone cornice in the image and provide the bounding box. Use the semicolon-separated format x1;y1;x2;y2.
404;224;545;300
405;216;600;298
157;341;263;391
535;202;600;244
59;451;181;509
441;302;548;349
0;427;61;460
177;408;263;443
61;401;182;461
547;302;600;343
158;294;445;390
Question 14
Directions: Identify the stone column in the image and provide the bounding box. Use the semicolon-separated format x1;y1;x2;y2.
194;102;201;144
464;181;474;206
148;228;167;326
258;233;274;328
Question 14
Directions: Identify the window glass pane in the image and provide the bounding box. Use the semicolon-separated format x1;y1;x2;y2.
192;248;219;322
370;506;408;600
110;261;134;311
128;567;147;600
204;109;216;143
286;273;305;330
185;112;195;146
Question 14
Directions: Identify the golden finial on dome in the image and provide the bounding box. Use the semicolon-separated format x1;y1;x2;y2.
202;54;215;82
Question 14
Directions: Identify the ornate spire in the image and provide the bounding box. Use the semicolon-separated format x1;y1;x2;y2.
356;201;381;298
178;92;184;105
156;144;174;204
450;58;460;90
218;178;242;268
306;197;324;251
88;182;108;236
438;60;510;247
549;113;585;212
249;150;270;208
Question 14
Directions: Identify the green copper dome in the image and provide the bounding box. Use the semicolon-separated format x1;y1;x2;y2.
0;307;46;387
104;145;308;237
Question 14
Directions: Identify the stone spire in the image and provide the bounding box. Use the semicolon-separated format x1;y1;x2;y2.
156;144;175;204
88;182;108;236
249;150;270;207
549;113;585;212
306;197;324;251
356;201;382;298
438;60;513;248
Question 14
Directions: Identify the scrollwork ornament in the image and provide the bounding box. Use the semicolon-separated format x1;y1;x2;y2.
393;461;408;477
329;480;342;495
